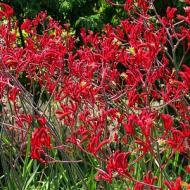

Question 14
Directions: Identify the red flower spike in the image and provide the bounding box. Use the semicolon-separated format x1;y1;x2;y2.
161;114;173;132
185;165;190;173
134;171;158;190
8;87;19;102
137;0;149;13
179;65;190;89
96;169;113;184
30;127;52;162
166;7;177;20
164;177;182;190
87;131;110;155
96;151;130;183
167;129;186;153
0;3;13;18
106;151;130;176
37;116;47;126
177;6;190;24
124;0;134;11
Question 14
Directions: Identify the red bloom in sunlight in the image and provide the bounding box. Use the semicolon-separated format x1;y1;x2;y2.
167;130;185;153
30;127;52;162
161;114;173;132
96;169;113;184
0;3;13;18
37;116;47;126
179;65;190;89
106;151;130;176
122;114;136;135
134;171;157;190
137;0;149;12
185;165;190;173
8;87;19;102
177;6;190;24
164;177;182;190
124;0;134;11
166;7;177;20
96;151;130;183
21;19;32;33
87;131;110;155
56;103;73;120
